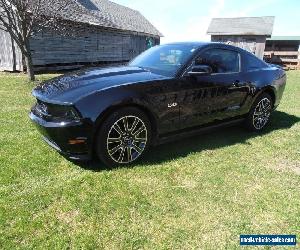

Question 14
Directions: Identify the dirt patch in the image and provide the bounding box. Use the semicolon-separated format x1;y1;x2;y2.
272;160;300;175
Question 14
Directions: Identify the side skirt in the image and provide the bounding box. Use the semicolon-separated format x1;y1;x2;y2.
154;118;245;145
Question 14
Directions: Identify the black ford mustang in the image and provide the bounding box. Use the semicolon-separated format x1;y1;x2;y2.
30;42;286;166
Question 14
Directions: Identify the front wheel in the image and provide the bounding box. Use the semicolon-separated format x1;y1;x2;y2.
96;107;151;167
245;93;273;132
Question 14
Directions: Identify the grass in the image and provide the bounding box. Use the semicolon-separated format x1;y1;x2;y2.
0;71;299;249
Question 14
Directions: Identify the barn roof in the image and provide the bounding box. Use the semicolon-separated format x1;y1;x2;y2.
207;16;275;36
48;0;162;37
267;36;300;41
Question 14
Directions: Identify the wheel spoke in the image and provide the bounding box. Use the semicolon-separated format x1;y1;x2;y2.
117;147;125;162
132;143;143;154
113;123;124;136
127;147;132;162
264;104;272;112
122;117;129;132
133;125;145;137
108;137;122;143
134;137;147;144
109;144;123;155
130;118;139;133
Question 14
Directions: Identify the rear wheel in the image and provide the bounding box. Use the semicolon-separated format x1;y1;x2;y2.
96;107;151;167
245;93;273;131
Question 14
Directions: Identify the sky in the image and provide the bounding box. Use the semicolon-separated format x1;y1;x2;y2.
113;0;300;44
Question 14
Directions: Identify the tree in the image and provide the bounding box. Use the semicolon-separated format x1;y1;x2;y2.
0;0;82;81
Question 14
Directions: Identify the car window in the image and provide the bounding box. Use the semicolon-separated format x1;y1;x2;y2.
245;53;268;71
129;44;198;77
196;49;240;73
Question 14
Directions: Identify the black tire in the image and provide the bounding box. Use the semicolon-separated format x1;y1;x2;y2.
244;93;273;132
95;107;151;167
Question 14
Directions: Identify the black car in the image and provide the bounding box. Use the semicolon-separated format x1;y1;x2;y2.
30;42;286;166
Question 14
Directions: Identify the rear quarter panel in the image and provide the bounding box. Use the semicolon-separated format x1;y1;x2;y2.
241;66;286;112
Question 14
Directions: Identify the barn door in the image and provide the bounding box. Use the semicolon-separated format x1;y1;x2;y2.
130;35;136;59
131;35;145;59
0;30;23;71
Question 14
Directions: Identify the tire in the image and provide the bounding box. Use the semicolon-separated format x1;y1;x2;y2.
95;107;151;167
244;93;273;132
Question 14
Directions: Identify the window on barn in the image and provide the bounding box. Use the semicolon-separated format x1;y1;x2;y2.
146;38;155;49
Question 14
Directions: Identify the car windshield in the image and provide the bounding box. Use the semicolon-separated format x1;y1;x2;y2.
129;44;199;77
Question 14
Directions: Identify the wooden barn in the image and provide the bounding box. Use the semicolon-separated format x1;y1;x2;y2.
0;0;162;72
264;36;300;70
207;16;275;59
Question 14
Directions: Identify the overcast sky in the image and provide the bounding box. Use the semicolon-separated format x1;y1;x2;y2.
113;0;300;44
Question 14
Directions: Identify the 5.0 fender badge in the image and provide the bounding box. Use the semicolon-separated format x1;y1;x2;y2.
168;102;178;108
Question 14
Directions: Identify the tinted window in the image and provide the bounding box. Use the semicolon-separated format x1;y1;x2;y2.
129;44;198;77
245;54;268;71
196;49;240;73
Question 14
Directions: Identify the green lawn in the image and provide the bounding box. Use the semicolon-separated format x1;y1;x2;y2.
0;71;299;249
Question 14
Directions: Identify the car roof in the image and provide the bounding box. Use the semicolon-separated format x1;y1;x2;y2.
163;41;247;53
164;41;210;46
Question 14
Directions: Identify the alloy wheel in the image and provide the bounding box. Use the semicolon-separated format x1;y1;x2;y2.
252;97;272;130
107;115;148;164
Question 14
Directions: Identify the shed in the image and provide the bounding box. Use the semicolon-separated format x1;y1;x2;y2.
264;36;300;70
207;16;275;59
0;0;162;72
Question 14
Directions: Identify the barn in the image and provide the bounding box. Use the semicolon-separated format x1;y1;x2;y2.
264;36;300;70
0;0;162;72
207;16;275;59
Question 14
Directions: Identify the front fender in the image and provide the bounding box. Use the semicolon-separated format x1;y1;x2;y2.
74;86;160;149
76;86;155;121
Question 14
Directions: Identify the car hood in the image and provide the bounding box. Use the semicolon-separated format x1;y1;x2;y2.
33;66;168;104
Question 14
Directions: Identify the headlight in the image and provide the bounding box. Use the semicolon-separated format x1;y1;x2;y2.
35;100;81;121
50;105;81;120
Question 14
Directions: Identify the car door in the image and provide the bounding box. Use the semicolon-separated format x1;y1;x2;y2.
179;48;250;130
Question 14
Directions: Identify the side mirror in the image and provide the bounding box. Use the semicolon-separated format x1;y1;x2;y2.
188;65;212;76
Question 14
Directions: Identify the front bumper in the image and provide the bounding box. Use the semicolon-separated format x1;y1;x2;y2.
29;112;92;161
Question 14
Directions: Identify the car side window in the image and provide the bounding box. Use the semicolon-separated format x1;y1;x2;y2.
195;49;240;73
245;54;268;71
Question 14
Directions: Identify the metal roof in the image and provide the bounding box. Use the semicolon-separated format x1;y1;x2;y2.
207;16;275;36
267;36;300;41
46;0;162;37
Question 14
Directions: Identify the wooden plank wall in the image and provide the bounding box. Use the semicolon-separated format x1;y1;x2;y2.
0;21;160;72
0;30;23;71
264;41;300;70
211;35;267;59
29;23;158;68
